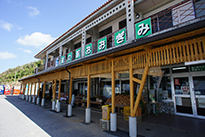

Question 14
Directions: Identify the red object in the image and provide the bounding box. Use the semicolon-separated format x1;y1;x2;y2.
4;85;11;95
175;79;179;85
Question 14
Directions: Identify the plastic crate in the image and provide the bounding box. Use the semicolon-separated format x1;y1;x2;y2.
124;106;130;114
102;105;111;120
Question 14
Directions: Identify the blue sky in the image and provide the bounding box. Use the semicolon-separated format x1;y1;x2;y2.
0;0;107;73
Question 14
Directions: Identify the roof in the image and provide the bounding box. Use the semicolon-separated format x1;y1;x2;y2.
34;0;114;58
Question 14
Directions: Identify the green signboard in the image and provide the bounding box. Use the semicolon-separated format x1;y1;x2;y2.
191;64;205;72
114;28;126;46
60;56;65;65
85;43;92;57
98;37;107;52
135;18;152;39
67;52;72;63
75;48;81;59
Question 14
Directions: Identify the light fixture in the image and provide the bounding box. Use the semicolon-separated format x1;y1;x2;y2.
172;67;186;70
136;13;140;19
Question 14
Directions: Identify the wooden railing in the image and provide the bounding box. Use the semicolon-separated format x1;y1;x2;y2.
70;36;205;77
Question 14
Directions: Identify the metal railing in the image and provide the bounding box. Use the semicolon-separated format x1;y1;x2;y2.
34;0;205;73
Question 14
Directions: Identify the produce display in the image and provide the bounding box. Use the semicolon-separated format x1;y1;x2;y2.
105;94;130;106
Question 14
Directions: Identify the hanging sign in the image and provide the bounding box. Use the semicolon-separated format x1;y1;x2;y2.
191;65;205;72
85;43;92;56
98;37;107;52
114;28;126;46
60;55;65;65
67;52;72;63
75;48;81;59
135;18;152;39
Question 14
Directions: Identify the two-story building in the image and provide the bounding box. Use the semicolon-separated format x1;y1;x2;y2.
19;0;205;136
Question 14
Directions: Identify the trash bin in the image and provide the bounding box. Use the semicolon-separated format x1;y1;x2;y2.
102;105;111;120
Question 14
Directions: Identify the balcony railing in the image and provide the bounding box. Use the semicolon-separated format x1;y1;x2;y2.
34;0;205;74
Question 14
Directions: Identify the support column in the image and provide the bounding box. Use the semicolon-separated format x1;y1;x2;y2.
85;66;91;123
41;81;46;106
52;80;56;110
36;82;40;105
29;83;33;102
81;27;86;58
32;83;36;103
26;83;30;101
56;79;61;112
68;77;73;116
110;60;117;131
125;0;135;43
19;83;22;99
45;53;48;69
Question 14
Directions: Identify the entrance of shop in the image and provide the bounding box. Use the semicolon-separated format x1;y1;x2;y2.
172;73;205;119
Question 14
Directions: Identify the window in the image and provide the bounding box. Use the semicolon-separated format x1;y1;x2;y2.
99;26;112;38
66;49;69;54
48;58;51;62
194;0;205;18
119;19;126;29
74;42;81;49
86;37;91;44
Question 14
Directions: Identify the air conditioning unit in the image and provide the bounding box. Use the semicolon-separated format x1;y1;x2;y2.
100;119;109;130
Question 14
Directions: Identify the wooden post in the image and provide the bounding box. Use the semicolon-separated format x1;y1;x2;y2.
30;83;33;95
52;80;57;100
111;60;115;113
42;81;46;98
87;66;91;108
129;55;134;116
27;83;30;95
69;77;73;104
34;83;36;96
37;82;40;97
132;66;149;117
20;83;22;94
58;79;61;101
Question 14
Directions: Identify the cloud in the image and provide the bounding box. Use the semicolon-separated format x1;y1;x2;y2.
0;20;22;31
16;32;56;48
18;48;32;53
0;20;13;31
0;51;17;60
27;6;40;17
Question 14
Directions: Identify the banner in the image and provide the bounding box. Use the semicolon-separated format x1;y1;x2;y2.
67;52;72;63
75;48;81;59
98;37;107;52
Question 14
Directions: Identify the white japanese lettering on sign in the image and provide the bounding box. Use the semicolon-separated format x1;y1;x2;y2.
85;46;91;55
116;31;125;44
76;50;80;58
138;23;150;36
99;41;106;50
68;55;72;61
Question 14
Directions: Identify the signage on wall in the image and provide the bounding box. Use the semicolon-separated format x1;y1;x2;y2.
114;28;126;46
175;79;179;85
75;48;81;59
135;18;152;39
191;65;205;72
98;37;107;52
60;55;65;65
85;43;92;56
67;52;72;63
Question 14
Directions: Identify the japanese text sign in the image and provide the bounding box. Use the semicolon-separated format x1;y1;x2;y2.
135;18;152;39
85;43;92;56
98;37;107;52
114;28;126;46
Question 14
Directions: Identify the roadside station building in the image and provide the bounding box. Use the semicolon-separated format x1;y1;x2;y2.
19;0;205;136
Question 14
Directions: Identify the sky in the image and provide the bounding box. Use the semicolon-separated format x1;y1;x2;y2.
0;0;107;73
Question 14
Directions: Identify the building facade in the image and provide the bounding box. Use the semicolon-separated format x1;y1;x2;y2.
19;0;205;136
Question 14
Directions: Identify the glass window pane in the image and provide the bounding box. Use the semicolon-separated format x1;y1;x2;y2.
174;77;190;95
193;76;205;95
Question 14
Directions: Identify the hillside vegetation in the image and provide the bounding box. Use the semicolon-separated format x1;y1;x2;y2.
0;60;44;85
